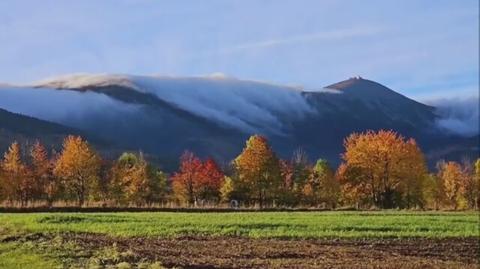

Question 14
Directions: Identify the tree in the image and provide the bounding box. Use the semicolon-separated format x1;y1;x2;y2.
437;161;466;210
292;149;310;188
399;139;428;208
337;130;428;209
92;159;113;205
474;159;480;209
197;158;224;202
279;159;298;206
53;136;100;206
233;135;282;208
172;152;224;206
110;152;166;206
220;176;234;203
145;164;168;205
463;159;480;210
305;159;339;208
30;141;55;204
1;142;32;206
171;151;204;206
278;149;312;206
423;173;444;210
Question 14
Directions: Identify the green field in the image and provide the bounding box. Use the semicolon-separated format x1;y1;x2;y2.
1;211;478;238
0;211;478;268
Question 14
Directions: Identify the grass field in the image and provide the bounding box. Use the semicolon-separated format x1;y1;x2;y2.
0;211;478;268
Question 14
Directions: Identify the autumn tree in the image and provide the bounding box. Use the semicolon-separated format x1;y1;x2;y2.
1;142;33;206
110;152;167;206
54;136;100;206
172;152;224;206
437;161;466;210
462;159;480;210
233;135;282;208
399;140;428;208
337;130;428;209
197;158;224;202
172;151;203;205
30;141;56;204
220;176;234;203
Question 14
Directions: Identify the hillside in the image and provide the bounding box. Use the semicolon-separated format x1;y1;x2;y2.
0;75;477;167
0;107;107;155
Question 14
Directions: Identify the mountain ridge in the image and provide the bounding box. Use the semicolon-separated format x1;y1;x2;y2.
0;74;477;169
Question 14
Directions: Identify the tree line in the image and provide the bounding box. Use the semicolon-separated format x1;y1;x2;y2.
0;130;479;209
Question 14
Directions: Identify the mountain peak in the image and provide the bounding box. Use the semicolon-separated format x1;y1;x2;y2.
326;76;383;90
324;76;409;101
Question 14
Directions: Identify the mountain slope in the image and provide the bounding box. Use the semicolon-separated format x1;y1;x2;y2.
0;74;477;168
0;107;92;153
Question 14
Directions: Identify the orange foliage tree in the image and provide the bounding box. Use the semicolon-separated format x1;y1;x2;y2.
233;135;282;207
172;152;224;206
337;130;428;208
30;141;55;204
1;142;33;206
436;161;468;209
198;158;224;202
110;152;167;206
54;136;101;206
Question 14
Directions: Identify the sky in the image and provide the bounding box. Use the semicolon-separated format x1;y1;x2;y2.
0;0;478;100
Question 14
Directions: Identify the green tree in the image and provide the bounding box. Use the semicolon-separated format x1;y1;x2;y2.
305;159;339;208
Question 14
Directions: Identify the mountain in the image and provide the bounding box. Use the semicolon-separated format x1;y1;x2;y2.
0;74;477;169
0;107;91;153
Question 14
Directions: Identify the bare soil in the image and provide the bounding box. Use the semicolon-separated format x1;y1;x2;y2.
58;233;479;269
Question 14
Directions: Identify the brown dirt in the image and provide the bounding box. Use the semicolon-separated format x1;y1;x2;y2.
58;233;479;269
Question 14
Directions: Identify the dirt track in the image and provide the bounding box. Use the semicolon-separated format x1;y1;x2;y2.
61;234;479;269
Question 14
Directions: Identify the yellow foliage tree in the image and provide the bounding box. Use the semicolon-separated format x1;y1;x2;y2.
337;130;428;208
54;136;100;206
233;135;282;208
1;142;32;206
220;176;234;203
437;161;467;210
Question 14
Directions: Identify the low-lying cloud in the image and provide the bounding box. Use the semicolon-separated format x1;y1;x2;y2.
426;97;479;137
27;74;316;134
0;86;141;130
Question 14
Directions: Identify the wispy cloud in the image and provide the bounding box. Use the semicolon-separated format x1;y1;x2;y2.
216;27;383;55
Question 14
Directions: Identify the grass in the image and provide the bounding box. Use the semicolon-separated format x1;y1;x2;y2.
0;211;477;268
0;242;60;269
0;211;478;239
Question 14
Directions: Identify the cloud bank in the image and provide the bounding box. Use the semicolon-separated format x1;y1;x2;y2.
29;74;316;133
427;97;479;136
0;86;141;130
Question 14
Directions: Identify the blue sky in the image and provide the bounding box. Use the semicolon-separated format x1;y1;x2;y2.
0;0;478;99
